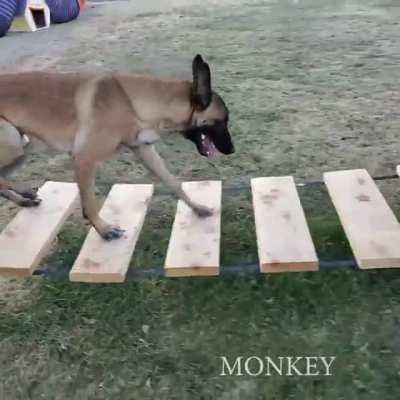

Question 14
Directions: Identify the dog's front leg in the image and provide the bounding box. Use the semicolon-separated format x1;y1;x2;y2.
136;144;213;217
73;157;125;240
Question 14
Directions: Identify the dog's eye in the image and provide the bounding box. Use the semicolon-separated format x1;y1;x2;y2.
195;119;208;127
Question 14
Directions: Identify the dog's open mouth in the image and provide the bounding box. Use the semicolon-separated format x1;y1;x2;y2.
200;133;218;158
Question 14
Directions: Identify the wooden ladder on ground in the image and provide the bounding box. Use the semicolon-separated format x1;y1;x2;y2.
1;168;400;283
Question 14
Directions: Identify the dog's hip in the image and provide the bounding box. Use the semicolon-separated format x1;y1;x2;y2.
0;120;25;171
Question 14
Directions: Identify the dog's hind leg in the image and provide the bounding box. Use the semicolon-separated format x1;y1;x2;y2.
0;170;41;207
0;119;24;170
0;119;40;206
0;186;40;207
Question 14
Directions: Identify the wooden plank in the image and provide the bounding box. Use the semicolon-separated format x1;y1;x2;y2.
251;176;318;273
70;184;153;283
0;182;79;277
324;169;400;269
164;181;222;277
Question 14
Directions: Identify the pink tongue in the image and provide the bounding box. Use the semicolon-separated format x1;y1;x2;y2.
203;136;218;158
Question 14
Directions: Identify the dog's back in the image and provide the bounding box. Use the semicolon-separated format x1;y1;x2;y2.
0;72;191;143
0;72;84;127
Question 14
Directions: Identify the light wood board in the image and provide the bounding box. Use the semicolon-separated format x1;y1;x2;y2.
0;182;79;277
164;181;222;277
251;176;318;273
324;169;400;269
70;184;153;283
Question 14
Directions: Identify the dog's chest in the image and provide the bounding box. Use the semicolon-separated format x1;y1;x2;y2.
134;129;161;146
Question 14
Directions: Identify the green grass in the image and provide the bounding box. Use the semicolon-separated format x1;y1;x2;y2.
2;182;400;399
2;270;400;399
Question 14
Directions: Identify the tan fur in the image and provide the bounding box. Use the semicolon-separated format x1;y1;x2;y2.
0;71;222;239
0;118;24;169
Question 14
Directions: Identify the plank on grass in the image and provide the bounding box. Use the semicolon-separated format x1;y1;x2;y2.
164;181;222;277
251;176;318;273
0;181;79;277
324;169;400;269
70;184;153;283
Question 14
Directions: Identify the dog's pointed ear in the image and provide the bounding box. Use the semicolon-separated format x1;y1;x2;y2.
192;54;212;111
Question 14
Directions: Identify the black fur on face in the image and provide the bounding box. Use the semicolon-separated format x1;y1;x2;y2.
184;119;235;158
192;54;212;111
187;54;235;157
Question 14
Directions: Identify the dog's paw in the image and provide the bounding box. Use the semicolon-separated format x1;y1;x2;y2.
193;205;213;218
13;184;39;200
19;187;39;200
102;227;126;241
19;197;42;207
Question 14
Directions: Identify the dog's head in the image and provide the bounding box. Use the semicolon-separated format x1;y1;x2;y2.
184;55;235;158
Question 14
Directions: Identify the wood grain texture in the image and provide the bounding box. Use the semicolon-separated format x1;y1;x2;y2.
70;184;153;283
324;169;400;269
251;176;318;273
164;181;222;277
0;182;79;277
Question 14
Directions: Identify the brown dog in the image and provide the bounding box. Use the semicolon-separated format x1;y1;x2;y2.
0;55;234;240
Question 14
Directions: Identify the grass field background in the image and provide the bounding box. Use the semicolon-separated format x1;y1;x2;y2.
2;0;400;398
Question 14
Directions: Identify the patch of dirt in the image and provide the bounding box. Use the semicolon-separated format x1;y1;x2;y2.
0;277;39;313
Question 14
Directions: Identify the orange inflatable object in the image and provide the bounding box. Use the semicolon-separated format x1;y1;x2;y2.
78;0;86;11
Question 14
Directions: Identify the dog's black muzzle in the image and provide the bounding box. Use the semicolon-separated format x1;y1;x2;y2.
185;122;235;157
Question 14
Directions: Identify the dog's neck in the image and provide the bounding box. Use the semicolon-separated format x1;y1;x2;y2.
116;74;195;130
145;94;197;136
